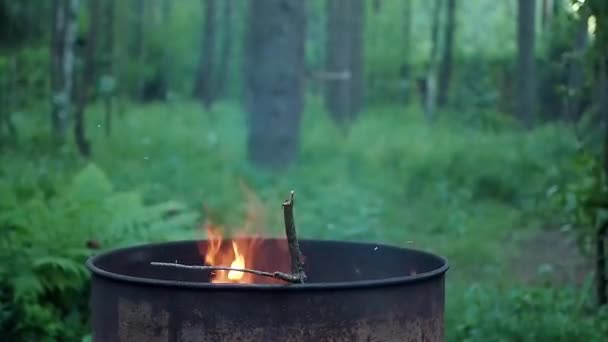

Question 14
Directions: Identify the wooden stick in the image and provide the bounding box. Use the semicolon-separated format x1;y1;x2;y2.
282;191;307;283
149;262;301;283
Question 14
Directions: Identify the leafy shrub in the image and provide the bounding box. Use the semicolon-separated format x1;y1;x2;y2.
453;284;608;342
0;163;196;341
550;150;608;255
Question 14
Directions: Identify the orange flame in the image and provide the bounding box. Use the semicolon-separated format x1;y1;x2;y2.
198;183;290;284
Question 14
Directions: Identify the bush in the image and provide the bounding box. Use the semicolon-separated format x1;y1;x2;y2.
453;284;608;342
0;163;196;341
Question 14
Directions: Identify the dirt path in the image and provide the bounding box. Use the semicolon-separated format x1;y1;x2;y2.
510;229;592;286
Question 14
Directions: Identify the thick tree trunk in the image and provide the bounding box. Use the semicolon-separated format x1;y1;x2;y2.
50;0;79;139
516;0;536;127
74;0;100;157
438;0;456;108
324;0;364;128
194;0;217;109
215;0;233;100
246;0;306;168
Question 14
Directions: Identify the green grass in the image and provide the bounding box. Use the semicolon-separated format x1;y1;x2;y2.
1;98;586;340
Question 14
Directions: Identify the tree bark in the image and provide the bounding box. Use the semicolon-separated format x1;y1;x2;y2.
74;0;100;157
516;0;536;128
246;0;306;168
50;0;79;140
194;0;217;109
437;0;456;108
324;0;364;128
215;0;233;100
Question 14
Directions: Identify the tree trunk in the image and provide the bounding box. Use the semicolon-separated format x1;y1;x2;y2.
516;0;536;127
50;0;65;137
1;56;18;139
424;0;442;120
50;0;79;139
324;0;364;128
325;0;351;127
160;0;172;101
401;0;413;104
215;0;233;100
103;0;115;137
132;0;145;101
194;0;217;109
349;0;365;121
373;0;382;14
564;16;588;122
74;0;100;157
246;0;306;168
438;0;456;108
541;0;556;33
601;59;608;306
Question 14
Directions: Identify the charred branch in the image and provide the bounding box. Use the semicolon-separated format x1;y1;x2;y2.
150;262;302;283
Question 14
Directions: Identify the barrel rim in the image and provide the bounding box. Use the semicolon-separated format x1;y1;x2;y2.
86;239;449;291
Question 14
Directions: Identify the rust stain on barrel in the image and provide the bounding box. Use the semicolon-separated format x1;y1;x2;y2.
118;298;169;342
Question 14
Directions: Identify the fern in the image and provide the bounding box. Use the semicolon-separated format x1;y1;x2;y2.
0;163;197;341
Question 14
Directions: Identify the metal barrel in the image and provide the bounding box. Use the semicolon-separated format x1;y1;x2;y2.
87;239;448;342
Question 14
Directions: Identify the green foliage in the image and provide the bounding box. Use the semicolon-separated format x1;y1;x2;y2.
550;149;608;254
0;163;196;341
453;284;608;341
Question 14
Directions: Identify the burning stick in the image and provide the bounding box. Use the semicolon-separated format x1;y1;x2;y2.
150;190;307;284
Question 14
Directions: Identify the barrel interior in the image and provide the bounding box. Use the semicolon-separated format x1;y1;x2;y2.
90;239;446;285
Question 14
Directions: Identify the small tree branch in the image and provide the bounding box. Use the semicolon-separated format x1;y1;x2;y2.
282;190;307;283
150;262;301;283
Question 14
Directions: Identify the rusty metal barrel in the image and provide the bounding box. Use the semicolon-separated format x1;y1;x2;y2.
87;239;448;341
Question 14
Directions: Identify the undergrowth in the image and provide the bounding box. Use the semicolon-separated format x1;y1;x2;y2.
0;100;586;341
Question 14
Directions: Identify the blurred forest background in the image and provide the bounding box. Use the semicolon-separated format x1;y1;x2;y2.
1;0;608;340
